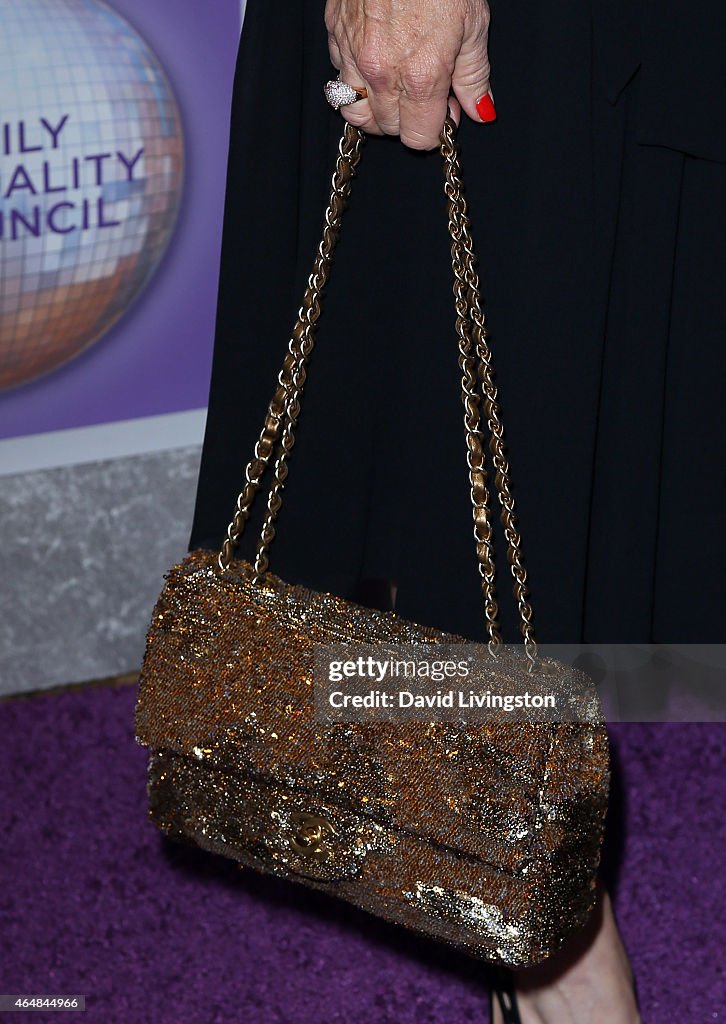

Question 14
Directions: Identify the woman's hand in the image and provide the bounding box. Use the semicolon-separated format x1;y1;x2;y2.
324;0;494;150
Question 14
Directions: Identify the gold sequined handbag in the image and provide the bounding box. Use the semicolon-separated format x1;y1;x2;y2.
134;116;609;966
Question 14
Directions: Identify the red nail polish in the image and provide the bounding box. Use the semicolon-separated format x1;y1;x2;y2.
475;94;496;122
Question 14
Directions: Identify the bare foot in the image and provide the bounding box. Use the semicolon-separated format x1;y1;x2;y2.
492;883;641;1023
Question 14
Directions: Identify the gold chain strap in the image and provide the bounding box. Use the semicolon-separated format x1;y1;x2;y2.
439;121;537;662
217;123;365;573
218;116;537;663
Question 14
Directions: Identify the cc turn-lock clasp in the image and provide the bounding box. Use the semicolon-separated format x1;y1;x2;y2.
289;812;336;861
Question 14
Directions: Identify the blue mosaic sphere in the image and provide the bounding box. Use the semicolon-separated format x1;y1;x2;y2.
0;0;184;390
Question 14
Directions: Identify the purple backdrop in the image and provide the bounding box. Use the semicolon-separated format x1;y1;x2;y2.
0;0;242;440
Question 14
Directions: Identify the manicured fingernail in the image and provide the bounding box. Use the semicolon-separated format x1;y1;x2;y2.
475;93;496;122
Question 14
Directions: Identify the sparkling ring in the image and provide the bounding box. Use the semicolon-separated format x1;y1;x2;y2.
324;78;368;110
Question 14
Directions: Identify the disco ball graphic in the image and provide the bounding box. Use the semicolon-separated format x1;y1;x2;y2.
0;0;184;390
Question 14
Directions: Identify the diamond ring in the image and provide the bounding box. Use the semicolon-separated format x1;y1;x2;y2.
323;78;368;110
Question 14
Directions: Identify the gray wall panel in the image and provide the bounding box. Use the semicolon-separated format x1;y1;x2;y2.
0;446;202;695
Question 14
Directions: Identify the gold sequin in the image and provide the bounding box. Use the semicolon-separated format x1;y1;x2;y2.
134;550;609;966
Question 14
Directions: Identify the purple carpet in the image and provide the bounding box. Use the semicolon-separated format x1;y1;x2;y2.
1;682;724;1023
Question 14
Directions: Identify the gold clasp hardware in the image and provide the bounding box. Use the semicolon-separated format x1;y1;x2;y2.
289;812;335;861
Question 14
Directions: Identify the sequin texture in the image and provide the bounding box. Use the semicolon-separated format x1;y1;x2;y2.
134;550;609;966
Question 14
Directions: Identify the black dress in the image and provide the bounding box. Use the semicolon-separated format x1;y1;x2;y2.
188;0;726;646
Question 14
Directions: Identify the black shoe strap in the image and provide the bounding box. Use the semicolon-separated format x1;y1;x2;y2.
492;970;523;1024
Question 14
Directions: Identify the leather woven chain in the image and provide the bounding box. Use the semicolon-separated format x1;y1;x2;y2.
217;116;537;665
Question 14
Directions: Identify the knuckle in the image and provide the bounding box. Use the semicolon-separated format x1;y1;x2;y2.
356;48;392;86
470;0;491;29
323;3;338;35
400;60;439;101
456;53;491;91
